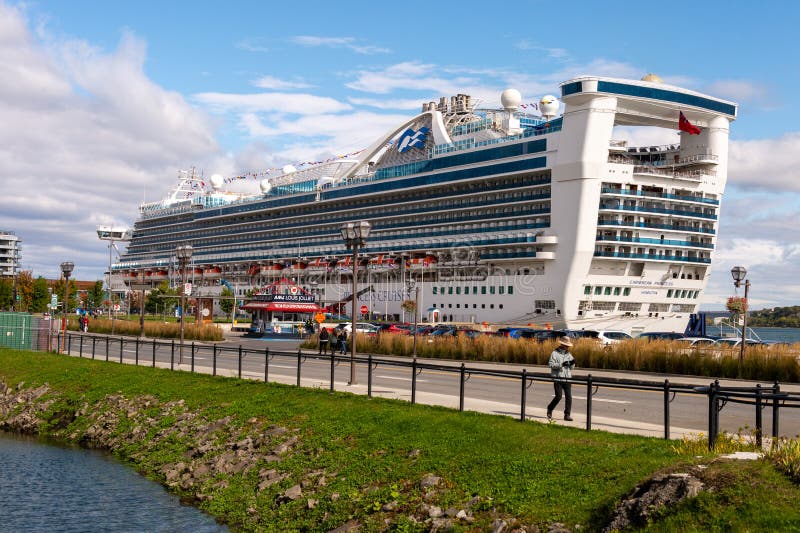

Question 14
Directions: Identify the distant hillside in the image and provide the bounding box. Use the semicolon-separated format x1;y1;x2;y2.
749;306;800;328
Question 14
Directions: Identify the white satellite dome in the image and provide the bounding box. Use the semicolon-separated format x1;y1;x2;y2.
500;88;522;112
282;164;297;175
210;174;224;190
259;178;272;194
539;95;560;119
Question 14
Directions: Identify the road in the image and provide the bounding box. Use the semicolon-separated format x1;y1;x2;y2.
62;332;800;441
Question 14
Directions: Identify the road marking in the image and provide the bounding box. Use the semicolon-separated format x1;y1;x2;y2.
572;395;631;404
375;375;428;383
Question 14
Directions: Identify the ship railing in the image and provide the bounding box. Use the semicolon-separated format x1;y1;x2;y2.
600;187;719;206
633;165;715;181
52;331;800;448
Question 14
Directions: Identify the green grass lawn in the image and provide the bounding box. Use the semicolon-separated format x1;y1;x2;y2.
2;348;799;531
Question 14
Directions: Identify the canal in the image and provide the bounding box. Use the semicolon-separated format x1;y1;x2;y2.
0;431;226;532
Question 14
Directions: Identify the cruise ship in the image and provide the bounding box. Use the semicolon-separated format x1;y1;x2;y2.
114;74;737;334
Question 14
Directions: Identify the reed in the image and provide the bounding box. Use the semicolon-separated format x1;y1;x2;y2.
66;317;223;341
304;333;800;382
767;437;800;483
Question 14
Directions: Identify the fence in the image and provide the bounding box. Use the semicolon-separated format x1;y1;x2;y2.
11;327;800;450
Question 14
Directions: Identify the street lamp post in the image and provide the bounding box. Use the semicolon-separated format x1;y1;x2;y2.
176;245;193;364
60;261;74;354
731;266;750;365
408;278;419;357
340;220;371;385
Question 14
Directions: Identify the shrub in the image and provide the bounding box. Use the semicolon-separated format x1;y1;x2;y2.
767;437;800;483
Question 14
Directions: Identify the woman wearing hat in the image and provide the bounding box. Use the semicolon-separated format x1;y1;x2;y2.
546;336;576;421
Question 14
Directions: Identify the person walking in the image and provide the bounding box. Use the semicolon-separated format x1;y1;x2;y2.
546;336;576;421
318;327;329;354
339;330;348;355
329;329;339;355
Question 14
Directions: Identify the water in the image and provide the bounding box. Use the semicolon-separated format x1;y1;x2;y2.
0;431;227;532
705;326;800;343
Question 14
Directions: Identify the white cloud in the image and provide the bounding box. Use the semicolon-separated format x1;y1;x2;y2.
252;75;312;90
705;79;767;104
194;91;351;114
728;132;800;191
514;40;568;60
290;35;390;55
0;2;220;280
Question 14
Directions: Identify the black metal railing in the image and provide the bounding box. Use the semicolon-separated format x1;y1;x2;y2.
54;331;800;450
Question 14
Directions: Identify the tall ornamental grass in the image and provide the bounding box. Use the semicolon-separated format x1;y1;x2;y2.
304;333;800;382
66;317;223;341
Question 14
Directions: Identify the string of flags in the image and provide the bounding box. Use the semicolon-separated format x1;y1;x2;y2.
223;149;365;184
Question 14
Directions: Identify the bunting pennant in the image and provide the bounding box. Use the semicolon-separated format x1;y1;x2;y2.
222;149;366;184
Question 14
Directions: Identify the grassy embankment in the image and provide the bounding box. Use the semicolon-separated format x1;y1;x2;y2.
304;334;800;383
2;348;800;531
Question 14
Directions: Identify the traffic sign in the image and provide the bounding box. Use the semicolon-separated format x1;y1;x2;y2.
360;305;368;315
184;282;192;296
314;312;325;324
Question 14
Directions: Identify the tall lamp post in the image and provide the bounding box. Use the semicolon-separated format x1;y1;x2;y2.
408;277;419;357
340;220;371;385
731;265;750;365
60;261;74;353
176;245;193;364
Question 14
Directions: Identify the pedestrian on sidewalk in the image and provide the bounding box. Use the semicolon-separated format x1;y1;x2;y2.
329;329;339;355
318;327;329;354
339;330;348;354
546;336;576;421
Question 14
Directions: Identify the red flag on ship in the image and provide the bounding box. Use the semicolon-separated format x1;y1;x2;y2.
678;111;701;135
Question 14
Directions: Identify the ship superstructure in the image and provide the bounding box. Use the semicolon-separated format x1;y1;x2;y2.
115;74;737;334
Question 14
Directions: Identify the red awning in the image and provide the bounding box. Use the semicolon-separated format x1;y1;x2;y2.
241;302;322;313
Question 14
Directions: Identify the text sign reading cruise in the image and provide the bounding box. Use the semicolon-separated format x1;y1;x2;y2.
255;294;315;303
396;127;429;153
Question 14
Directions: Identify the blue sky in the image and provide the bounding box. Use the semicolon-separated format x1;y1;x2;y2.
2;0;799;310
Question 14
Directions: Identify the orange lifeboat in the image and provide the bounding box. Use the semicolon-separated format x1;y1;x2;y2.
306;258;330;271
289;261;307;272
407;255;438;269
266;263;284;276
204;266;222;278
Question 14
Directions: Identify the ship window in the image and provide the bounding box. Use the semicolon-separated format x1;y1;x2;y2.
604;287;612;295
508;286;513;295
499;304;504;309
481;304;485;308
473;287;478;294
432;287;437;295
490;286;496;294
499;286;505;295
464;286;469;294
623;288;631;296
584;286;592;295
448;287;453;295
440;286;444;294
667;289;673;297
456;287;461;295
456;304;460;308
490;304;494;309
681;290;687;298
481;286;486;294
473;304;477;308
594;286;602;295
614;287;621;296
448;304;452;308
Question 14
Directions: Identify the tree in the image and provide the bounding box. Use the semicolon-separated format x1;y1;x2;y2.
16;270;34;312
219;287;234;314
0;278;11;310
85;281;105;311
146;281;178;315
30;277;49;313
51;278;78;313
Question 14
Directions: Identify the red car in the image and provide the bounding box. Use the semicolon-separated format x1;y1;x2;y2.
377;323;411;335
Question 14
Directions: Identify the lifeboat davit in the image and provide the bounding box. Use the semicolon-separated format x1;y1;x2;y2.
306;258;330;272
408;255;438;269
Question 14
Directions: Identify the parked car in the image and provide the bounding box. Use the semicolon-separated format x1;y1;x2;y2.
377;323;411;335
335;322;379;335
713;338;764;348
563;329;601;342
596;330;633;345
495;327;534;339
675;337;718;348
518;329;566;342
428;326;482;338
636;332;685;341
